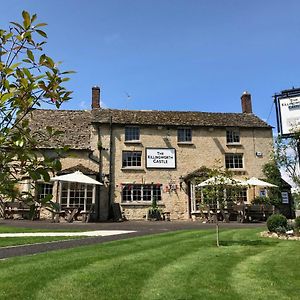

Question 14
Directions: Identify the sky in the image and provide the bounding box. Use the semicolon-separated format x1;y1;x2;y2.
2;0;300;131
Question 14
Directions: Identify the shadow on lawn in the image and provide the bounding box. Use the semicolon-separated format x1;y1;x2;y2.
220;239;278;247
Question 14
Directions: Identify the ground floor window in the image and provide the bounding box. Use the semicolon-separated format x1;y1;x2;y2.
36;183;53;200
60;182;93;209
226;187;247;203
122;184;162;202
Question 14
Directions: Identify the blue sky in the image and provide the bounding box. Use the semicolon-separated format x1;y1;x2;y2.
2;0;300;130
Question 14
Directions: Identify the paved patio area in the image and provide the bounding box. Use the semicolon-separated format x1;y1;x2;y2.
0;219;265;259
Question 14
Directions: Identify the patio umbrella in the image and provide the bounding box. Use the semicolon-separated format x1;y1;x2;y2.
51;171;102;185
197;176;247;187
51;171;102;213
246;177;278;188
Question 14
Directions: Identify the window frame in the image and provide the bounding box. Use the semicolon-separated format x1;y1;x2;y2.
226;128;240;144
121;184;162;202
122;151;142;168
177;127;192;143
225;153;244;169
125;126;140;142
36;182;53;200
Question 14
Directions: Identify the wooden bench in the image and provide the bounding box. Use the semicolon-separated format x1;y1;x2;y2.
3;201;35;220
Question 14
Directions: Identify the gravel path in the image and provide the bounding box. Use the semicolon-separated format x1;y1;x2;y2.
0;219;265;259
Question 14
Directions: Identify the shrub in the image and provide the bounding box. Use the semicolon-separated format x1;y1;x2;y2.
295;216;300;236
275;226;286;234
253;196;271;205
267;214;287;232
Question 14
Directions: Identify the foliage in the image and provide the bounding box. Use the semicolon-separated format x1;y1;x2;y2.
295;216;300;230
262;160;283;206
292;192;300;210
147;197;161;220
267;214;288;232
252;196;271;205
274;226;286;234
274;134;300;188
199;166;244;246
0;11;73;207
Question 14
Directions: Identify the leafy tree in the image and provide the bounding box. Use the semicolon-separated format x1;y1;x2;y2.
0;11;72;213
199;167;243;247
262;160;283;206
274;134;300;188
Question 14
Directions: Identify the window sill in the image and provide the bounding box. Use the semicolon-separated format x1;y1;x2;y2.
124;141;142;145
177;142;193;145
226;143;242;146
121;202;164;206
121;167;144;171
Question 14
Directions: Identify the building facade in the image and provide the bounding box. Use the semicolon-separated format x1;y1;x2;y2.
29;88;274;220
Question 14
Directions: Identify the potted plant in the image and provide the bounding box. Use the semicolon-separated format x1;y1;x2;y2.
147;197;161;221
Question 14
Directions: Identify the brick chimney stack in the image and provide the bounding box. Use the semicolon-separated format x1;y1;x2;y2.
92;86;100;109
241;91;252;113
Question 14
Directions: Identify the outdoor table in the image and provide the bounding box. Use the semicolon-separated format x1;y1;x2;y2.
64;207;80;223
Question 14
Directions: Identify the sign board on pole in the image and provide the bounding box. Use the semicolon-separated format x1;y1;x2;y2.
278;96;300;135
274;88;300;137
146;148;176;169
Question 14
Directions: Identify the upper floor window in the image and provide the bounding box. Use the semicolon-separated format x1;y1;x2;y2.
122;151;142;168
225;153;243;169
125;126;140;142
122;184;162;202
226;128;240;144
178;128;192;143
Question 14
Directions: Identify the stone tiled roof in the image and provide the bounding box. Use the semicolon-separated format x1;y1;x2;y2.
58;164;98;175
29;109;92;149
92;108;271;128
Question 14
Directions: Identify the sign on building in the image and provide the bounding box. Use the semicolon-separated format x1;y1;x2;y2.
274;88;300;136
146;148;176;169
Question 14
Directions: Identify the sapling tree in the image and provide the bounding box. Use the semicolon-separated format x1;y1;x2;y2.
200;167;243;247
0;11;73;212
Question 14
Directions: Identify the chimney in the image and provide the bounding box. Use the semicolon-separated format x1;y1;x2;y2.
92;86;100;109
241;91;252;113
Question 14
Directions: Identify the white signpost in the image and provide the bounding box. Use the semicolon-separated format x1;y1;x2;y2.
146;148;176;169
278;96;300;135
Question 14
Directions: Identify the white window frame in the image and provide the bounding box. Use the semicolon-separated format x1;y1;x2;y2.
122;184;162;202
177;127;192;143
36;182;54;200
122;151;142;168
281;191;289;204
225;153;244;169
226;128;240;144
125;126;140;142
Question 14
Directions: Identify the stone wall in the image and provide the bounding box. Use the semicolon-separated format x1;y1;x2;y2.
98;124;273;220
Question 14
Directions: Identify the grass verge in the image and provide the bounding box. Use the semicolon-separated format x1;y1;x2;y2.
0;228;299;299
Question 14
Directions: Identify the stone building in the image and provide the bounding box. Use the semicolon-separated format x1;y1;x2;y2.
29;87;274;220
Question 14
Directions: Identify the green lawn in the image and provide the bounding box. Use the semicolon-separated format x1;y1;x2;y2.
0;228;299;300
0;225;83;247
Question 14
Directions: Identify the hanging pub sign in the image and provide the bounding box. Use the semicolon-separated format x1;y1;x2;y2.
274;88;300;137
146;148;176;169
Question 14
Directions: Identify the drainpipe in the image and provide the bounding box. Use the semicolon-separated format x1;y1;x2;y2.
88;124;103;220
108;116;113;218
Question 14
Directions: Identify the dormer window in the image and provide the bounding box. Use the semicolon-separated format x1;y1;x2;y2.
226;128;240;144
178;128;192;143
125;126;140;142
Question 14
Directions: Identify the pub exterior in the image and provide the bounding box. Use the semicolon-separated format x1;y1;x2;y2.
27;87;284;221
